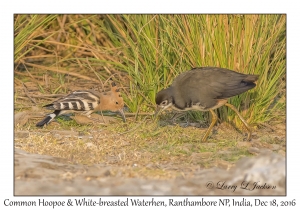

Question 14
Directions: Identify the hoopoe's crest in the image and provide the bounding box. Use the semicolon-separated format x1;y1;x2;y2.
36;80;125;127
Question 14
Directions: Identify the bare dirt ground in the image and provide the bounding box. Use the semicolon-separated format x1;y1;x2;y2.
14;148;285;196
14;111;286;196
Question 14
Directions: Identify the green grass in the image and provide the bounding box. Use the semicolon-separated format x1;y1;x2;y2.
94;14;286;128
14;14;286;130
14;14;58;64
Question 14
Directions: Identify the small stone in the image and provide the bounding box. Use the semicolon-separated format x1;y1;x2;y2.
15;131;29;139
278;150;286;157
271;144;281;151
259;148;273;154
214;160;233;170
237;141;251;147
191;152;213;159
248;147;260;155
71;115;94;125
251;140;264;148
14;112;29;127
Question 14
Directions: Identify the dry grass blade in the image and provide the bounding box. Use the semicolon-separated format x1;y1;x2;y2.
24;62;101;83
21;83;37;105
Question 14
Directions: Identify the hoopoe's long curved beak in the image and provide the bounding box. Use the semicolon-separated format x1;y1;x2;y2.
118;108;126;122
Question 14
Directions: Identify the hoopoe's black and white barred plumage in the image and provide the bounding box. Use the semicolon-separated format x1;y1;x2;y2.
36;80;125;127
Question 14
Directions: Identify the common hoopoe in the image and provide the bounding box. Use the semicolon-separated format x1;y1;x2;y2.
36;80;126;127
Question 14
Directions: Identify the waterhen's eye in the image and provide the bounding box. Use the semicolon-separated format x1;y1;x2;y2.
161;100;168;105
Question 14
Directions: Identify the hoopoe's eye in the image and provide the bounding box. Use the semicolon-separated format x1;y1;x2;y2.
116;101;119;104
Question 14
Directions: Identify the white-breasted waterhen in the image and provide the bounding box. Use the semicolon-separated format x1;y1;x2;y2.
155;67;259;142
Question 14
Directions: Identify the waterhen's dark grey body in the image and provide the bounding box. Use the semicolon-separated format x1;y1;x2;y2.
155;67;259;141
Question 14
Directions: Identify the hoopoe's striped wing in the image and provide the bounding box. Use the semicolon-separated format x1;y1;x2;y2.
44;90;100;111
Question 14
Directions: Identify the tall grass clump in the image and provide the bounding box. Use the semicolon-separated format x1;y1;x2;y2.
14;14;58;64
96;14;285;127
14;14;285;129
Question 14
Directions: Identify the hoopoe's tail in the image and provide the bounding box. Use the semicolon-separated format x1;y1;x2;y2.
36;110;61;127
